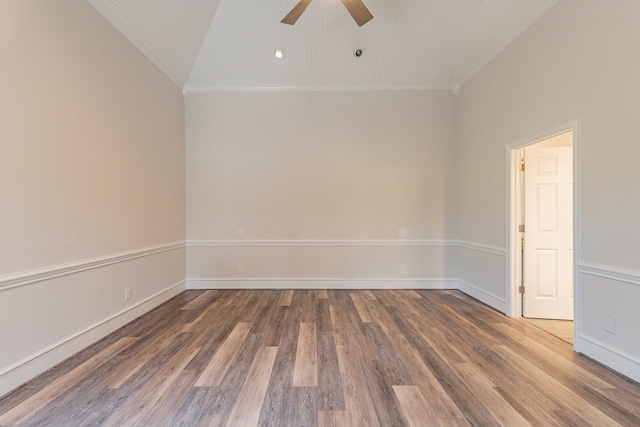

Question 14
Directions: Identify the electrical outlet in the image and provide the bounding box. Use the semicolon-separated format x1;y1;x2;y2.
237;229;244;237
124;288;132;301
399;229;407;237
401;265;407;274
237;264;244;273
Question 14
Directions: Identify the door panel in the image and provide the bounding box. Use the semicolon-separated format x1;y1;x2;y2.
523;146;573;320
536;249;557;297
537;184;557;231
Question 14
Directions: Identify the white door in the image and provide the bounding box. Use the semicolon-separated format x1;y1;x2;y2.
523;146;573;320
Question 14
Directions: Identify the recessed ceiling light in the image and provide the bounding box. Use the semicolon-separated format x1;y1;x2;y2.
274;47;285;59
353;47;363;58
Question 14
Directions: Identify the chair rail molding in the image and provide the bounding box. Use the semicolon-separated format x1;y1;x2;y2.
0;241;186;292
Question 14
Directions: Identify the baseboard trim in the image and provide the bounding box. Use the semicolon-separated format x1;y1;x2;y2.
458;280;507;312
0;241;186;292
187;278;458;290
578;334;640;384
0;280;186;399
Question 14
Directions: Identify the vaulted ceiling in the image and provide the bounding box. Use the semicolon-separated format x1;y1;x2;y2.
87;0;558;92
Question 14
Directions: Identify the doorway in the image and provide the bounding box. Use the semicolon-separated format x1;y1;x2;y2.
508;123;579;345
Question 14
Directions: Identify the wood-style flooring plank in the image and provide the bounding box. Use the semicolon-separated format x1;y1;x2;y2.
316;289;329;300
350;292;373;323
292;322;318;387
180;290;215;311
300;290;317;323
394;385;437;427
195;322;253;387
225;346;278;427
277;289;294;306
316;298;333;332
273;291;306;365
284;386;318;427
317;331;346;412
334;343;381;427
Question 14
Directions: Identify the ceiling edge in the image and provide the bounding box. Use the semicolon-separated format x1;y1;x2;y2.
86;0;185;89
456;0;560;89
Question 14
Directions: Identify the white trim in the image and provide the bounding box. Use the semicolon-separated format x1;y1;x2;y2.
0;242;186;292
187;278;457;290
187;239;455;247
506;120;580;324
456;241;506;256
0;280;186;398
578;262;640;287
573;122;583;351
578;335;640;384
184;85;459;94
458;280;507;313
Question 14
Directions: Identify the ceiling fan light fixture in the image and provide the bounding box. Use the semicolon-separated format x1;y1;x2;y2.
274;47;285;59
281;0;373;26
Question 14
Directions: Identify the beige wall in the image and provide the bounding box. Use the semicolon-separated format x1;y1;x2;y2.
186;90;457;288
0;0;186;396
456;0;640;381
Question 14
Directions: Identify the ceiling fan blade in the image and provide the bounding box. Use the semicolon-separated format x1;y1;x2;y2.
340;0;373;27
281;0;313;25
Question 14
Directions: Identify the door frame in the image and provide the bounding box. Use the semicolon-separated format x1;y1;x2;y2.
506;120;581;348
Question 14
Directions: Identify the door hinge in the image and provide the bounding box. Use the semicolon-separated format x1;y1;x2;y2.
519;161;525;172
519;286;525;294
519;224;525;233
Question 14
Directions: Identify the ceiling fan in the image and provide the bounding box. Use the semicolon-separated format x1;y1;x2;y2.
281;0;373;27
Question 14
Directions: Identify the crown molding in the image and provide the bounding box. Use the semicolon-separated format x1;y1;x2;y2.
186;239;456;247
183;85;459;94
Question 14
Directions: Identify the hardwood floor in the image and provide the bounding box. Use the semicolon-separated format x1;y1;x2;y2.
2;290;640;426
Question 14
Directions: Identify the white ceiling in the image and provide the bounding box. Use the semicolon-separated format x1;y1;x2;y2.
87;0;558;92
